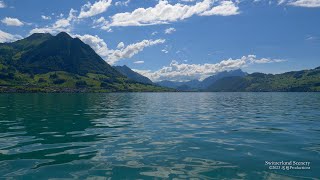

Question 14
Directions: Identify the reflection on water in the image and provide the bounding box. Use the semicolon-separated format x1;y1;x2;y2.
0;93;319;179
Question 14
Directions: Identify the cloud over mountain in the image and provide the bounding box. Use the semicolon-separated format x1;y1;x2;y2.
134;55;286;82
0;30;23;43
30;9;77;34
74;34;165;64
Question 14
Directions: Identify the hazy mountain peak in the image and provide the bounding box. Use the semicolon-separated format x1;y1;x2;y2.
114;65;153;85
157;69;247;90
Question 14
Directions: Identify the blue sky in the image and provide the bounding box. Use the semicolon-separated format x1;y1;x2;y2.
0;0;319;81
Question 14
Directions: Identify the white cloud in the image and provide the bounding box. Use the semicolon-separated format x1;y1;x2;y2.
101;0;240;29
41;15;51;20
32;0;112;34
134;60;145;64
30;9;77;34
79;0;112;18
117;42;125;49
30;27;58;34
305;35;320;42
151;31;158;36
73;34;165;64
115;0;131;6
133;55;285;82
277;0;287;5
0;1;5;8
277;0;320;7
0;30;22;43
289;0;320;7
94;17;107;24
200;1;240;16
165;27;176;34
107;39;165;64
162;49;169;53
1;17;24;26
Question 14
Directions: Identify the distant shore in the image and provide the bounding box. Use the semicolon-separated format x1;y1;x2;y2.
1;86;319;93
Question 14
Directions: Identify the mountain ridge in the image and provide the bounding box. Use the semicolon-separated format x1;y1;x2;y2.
206;67;320;92
0;32;319;92
113;65;153;85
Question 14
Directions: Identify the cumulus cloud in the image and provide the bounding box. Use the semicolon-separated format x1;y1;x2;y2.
134;60;145;64
288;0;320;7
73;34;165;64
0;1;5;8
41;15;51;20
100;0;240;29
117;42;125;49
200;1;240;16
133;55;285;82
78;0;112;18
0;30;22;43
165;27;176;34
107;39;165;64
30;9;77;34
1;17;24;26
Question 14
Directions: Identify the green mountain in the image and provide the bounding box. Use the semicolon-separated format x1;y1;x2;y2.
199;69;247;89
207;67;320;92
0;32;170;92
113;65;153;85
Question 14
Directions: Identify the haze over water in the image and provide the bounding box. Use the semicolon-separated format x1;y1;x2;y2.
0;93;319;179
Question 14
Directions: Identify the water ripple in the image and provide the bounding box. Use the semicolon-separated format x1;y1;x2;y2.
0;93;319;179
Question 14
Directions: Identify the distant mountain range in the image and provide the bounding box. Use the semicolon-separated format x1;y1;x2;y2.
0;32;319;92
155;67;320;92
0;32;169;92
207;67;320;92
157;69;247;91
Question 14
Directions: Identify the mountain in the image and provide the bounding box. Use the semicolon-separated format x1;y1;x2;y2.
207;67;320;92
113;65;153;84
156;80;183;89
157;69;246;91
18;32;120;76
157;79;201;90
199;69;247;89
0;32;170;92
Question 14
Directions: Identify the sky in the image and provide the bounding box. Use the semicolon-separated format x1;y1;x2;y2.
0;0;319;82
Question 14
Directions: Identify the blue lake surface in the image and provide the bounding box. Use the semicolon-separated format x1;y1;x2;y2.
0;93;319;179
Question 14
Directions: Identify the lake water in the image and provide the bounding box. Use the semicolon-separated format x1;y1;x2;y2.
0;93;319;179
